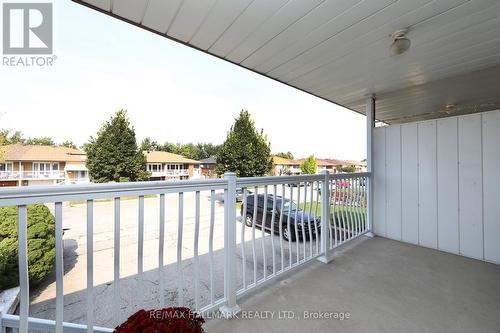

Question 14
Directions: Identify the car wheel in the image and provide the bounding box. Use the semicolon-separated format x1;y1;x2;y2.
282;225;296;242
245;215;253;227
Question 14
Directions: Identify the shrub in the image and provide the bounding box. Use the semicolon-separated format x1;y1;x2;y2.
114;308;205;333
0;204;56;290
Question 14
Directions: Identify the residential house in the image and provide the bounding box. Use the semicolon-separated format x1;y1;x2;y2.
293;158;366;174
200;156;217;178
293;158;342;174
343;160;367;172
0;144;89;187
144;151;201;180
272;156;301;176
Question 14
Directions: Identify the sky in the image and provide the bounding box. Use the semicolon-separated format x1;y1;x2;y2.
0;0;366;160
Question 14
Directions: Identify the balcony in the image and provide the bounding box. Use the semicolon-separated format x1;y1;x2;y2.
0;171;65;181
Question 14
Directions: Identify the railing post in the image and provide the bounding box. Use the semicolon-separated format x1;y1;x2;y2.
318;170;333;263
219;172;241;318
366;95;375;237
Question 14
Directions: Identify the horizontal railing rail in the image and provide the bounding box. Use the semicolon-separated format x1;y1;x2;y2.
0;178;228;206
0;171;66;180
0;171;371;332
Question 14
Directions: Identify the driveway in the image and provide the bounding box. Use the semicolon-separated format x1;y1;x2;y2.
29;191;313;328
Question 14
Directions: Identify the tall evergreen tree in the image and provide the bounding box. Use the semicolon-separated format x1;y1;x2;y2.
216;110;272;177
85;110;148;183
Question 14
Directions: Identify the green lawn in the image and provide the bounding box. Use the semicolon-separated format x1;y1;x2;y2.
299;201;367;229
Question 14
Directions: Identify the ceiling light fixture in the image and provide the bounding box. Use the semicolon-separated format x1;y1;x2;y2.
390;28;411;55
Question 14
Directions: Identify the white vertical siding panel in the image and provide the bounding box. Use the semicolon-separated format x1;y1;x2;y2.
373;127;387;236
458;114;484;260
481;110;500;264
437;118;460;254
385;125;402;240
378;110;499;263
401;123;419;244
418;121;438;248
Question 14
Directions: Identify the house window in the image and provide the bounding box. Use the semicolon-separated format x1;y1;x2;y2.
33;162;59;173
147;164;162;172
77;171;88;179
167;164;182;170
0;162;13;172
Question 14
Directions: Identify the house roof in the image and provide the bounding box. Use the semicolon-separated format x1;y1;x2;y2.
145;151;200;164
273;156;298;166
0;144;86;163
344;160;366;166
321;159;349;166
293;158;351;167
200;157;216;165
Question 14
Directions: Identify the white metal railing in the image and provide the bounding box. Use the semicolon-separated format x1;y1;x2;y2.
0;171;370;332
0;171;65;180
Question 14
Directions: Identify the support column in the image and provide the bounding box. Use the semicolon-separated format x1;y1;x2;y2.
366;95;375;237
318;170;333;263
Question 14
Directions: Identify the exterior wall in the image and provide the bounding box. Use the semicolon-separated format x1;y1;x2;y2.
273;164;301;176
373;110;500;265
27;179;58;186
201;165;217;178
23;162;32;171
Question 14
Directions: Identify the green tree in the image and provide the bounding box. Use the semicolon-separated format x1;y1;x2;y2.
25;136;55;146
275;151;294;160
198;143;220;160
157;142;220;160
60;140;77;149
160;142;182;155
179;143;200;160
216;110;272;177
140;137;160;152
0;129;25;145
300;155;317;174
85;110;149;183
338;165;356;173
10;131;24;144
0;129;9;146
0;204;56;290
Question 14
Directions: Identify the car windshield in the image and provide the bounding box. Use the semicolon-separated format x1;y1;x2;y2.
281;199;298;211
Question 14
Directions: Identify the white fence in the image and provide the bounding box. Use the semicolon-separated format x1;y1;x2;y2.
0;171;370;332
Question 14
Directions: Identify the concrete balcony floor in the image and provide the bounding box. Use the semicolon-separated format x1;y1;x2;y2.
205;236;500;333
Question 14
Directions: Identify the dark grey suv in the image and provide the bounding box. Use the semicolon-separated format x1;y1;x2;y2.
241;194;320;242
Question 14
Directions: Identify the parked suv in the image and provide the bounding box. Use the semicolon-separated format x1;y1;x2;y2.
241;194;320;242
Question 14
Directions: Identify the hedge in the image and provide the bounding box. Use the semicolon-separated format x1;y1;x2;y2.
0;204;56;290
